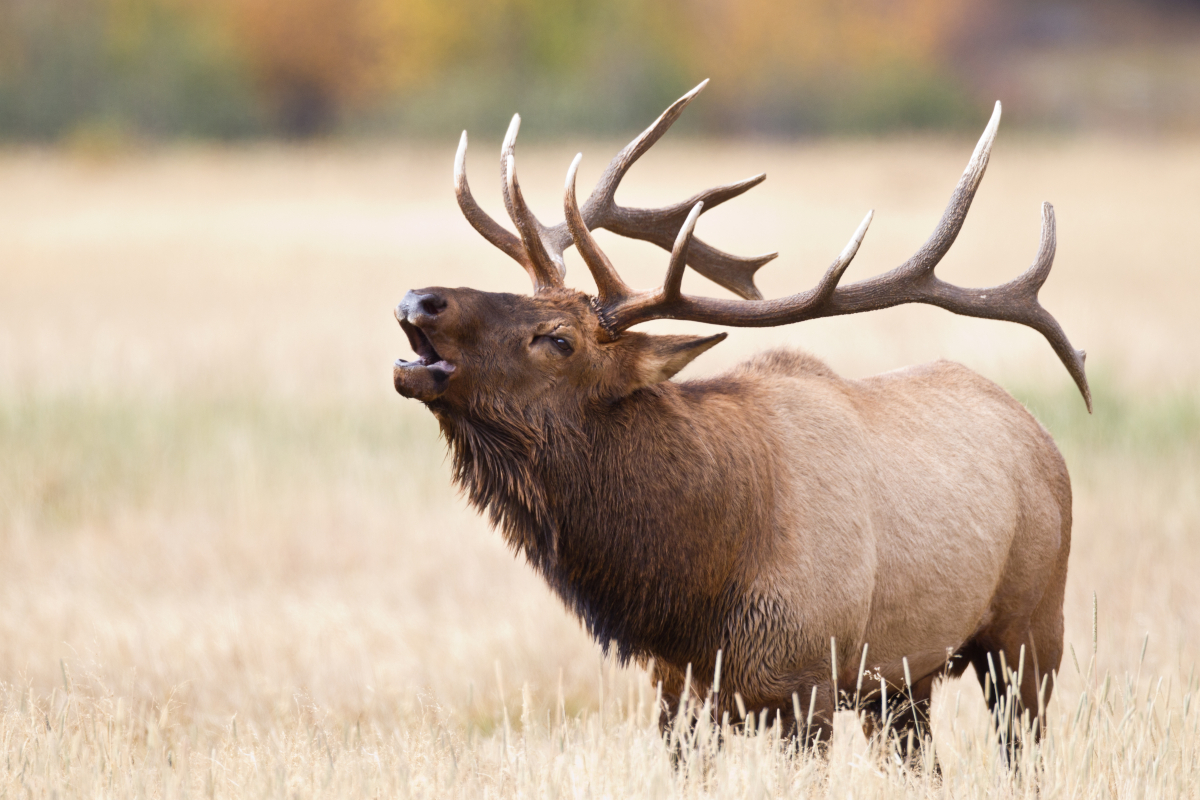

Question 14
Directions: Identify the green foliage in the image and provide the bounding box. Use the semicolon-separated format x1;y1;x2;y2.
0;0;261;141
1013;375;1200;458
0;0;988;141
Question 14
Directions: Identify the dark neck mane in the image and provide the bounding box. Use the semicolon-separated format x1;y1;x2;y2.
433;379;771;666
435;399;563;571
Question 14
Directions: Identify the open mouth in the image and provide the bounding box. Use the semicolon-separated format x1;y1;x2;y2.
398;320;456;376
394;319;456;401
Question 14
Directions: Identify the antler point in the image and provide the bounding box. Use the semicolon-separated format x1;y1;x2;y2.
505;154;516;194
566;153;583;191
454;132;469;180
503;115;521;152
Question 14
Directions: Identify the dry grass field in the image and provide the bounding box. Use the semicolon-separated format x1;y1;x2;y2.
1;131;1198;797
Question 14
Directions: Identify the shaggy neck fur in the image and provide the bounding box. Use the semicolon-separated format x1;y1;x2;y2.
432;376;777;668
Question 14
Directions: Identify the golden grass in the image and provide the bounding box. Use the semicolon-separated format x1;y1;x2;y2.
1;134;1198;797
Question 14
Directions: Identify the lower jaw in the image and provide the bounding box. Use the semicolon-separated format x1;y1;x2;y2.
393;362;451;402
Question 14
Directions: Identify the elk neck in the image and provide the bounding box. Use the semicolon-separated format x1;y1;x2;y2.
431;373;780;666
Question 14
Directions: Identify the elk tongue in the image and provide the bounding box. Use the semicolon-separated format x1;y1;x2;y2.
393;358;455;402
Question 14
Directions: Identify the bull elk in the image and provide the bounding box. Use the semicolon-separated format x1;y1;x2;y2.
392;81;1089;751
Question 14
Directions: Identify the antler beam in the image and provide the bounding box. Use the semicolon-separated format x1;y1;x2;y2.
579;103;1092;412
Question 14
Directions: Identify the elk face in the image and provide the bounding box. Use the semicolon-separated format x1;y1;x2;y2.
393;285;725;413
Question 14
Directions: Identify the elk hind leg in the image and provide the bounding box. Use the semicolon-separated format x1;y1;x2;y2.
962;622;1059;761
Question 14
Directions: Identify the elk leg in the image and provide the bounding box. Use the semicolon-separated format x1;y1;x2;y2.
960;630;1045;760
961;573;1066;757
885;672;937;764
650;660;688;735
786;682;835;751
1024;546;1067;738
858;665;942;766
733;680;834;750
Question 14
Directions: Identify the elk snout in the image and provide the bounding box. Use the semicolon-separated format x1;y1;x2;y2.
396;289;449;326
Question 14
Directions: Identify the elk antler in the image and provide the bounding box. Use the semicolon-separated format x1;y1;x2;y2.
566;102;1092;412
454;80;777;298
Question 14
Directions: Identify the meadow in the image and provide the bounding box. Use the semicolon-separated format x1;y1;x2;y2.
1;131;1198;797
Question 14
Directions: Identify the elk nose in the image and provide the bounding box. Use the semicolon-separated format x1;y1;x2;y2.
419;293;448;316
397;290;448;323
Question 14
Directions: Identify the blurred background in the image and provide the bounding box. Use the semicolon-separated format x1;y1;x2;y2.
2;1;1199;795
4;0;1200;144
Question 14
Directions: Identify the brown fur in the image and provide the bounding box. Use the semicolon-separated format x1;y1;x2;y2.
393;285;1071;745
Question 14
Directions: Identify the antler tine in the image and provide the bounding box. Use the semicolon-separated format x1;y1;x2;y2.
454;125;561;290
501;115;565;290
454;131;532;272
663;202;705;301
584;79;710;214
564;153;630;305
542;80;777;300
891;101;1002;283
600;178;778;300
812;210;874;304
951;202;1091;411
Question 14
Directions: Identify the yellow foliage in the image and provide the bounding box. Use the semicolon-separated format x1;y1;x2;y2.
371;0;474;92
30;0;978;134
661;0;973;87
187;0;974;108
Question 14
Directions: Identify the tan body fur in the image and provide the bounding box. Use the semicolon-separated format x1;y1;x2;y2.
646;350;1070;735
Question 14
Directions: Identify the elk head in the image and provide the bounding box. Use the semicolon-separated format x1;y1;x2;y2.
394;80;1092;420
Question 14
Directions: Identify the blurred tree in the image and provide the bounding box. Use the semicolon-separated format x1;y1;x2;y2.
0;0;260;140
649;0;980;132
202;0;387;136
8;0;1196;140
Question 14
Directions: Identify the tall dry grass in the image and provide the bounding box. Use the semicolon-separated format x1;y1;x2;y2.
1;133;1198;796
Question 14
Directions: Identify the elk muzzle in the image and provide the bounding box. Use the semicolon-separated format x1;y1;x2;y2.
394;289;457;402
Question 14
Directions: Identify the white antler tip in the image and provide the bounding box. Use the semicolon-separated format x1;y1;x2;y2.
565;153;583;191
965;103;1002;175
986;102;1001;134
832;210;874;268
453;134;467;178
851;209;873;242
503;114;521;152
505;154;516;192
681;200;704;237
675;79;710;107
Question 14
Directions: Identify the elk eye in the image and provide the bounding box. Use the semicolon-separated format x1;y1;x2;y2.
550;336;573;355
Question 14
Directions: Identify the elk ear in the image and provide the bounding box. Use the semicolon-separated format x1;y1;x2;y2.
622;332;727;394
